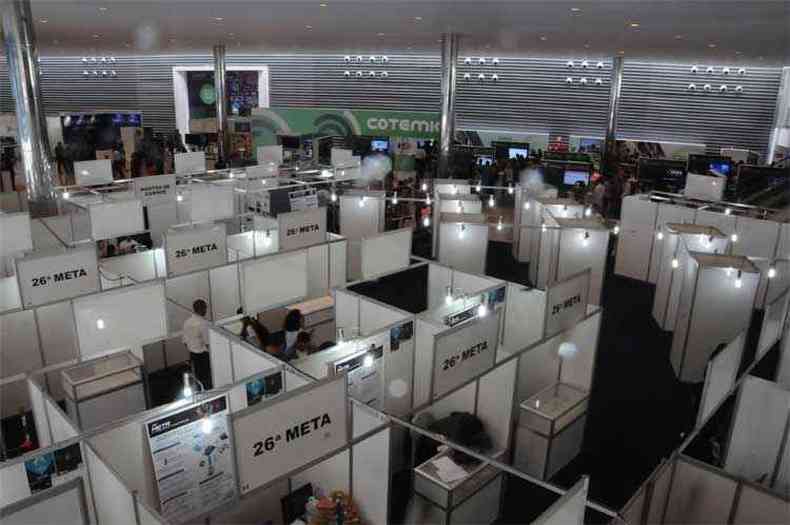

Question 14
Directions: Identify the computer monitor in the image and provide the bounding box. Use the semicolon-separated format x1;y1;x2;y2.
638;159;687;193
508;147;529;159
279;135;301;150
370;139;390;152
477;155;494;166
563;170;590;186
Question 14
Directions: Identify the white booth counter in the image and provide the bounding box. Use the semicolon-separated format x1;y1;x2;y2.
671;253;760;382
515;382;588;480
414;448;505;525
62;350;147;431
653;224;728;330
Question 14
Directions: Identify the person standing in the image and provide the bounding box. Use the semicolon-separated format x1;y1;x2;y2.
54;142;66;184
182;299;212;390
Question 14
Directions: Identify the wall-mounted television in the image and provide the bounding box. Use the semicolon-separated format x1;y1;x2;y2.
370;139;390;152
638;158;687;193
734;165;789;202
508;147;529;159
563;170;590;186
476;155;494;166
279;135;301;150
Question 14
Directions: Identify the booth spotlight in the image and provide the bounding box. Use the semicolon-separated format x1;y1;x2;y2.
452;184;459;195
96;318;105;330
768;265;777;279
726;266;734;276
421;182;428;192
541;223;547;233
738;68;746;75
491;73;499;82
579;77;588;85
320;169;333;178
62;191;71;199
344;70;351;77
558;342;578;359
566;60;574;68
488;194;495;207
356;71;364;78
369;55;377;62
596;61;604;69
458;223;466;240
584;206;592;217
492;57;500;65
363;354;375;368
330;188;337;202
688;83;697;91
734;270;743;289
724;207;731;215
336;327;345;343
477;296;488;318
391;191;398;205
508;184;514;195
565;77;574;84
380;71;389;78
671;257;679;269
703;84;712;92
720;85;728;92
613;225;620;235
344;56;351;63
478;57;486;65
735;85;743;93
722;67;731;75
581;60;589;68
731;233;738;243
464;57;472;65
477;73;485;81
358;195;367;207
425;195;431;205
445;286;454;305
656;231;664;240
201;417;214;435
382;56;389;63
706;66;715;74
262;229;272;247
523;200;531;210
497;216;503;231
581;231;590;247
422;215;430;227
176;193;184;202
476;181;482;192
595;78;603;85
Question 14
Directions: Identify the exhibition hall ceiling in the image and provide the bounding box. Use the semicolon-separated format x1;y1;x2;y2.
17;0;790;64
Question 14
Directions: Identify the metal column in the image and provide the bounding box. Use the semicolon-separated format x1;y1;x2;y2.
213;43;229;163
437;33;459;179
767;67;790;164
602;56;625;177
1;0;56;215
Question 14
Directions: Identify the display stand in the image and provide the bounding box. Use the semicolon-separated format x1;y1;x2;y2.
514;382;588;480
61;350;147;431
413;449;505;525
652;224;728;330
670;254;760;382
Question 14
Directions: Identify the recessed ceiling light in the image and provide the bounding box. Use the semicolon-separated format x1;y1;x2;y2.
305;25;313;29
540;35;548;41
228;32;235;36
377;32;385;36
674;34;684;40
584;43;590;49
92;34;100;39
214;17;224;21
39;18;48;23
630;22;640;28
319;2;328;6
619;50;626;55
571;7;581;12
708;43;717;48
98;6;108;12
414;16;423;21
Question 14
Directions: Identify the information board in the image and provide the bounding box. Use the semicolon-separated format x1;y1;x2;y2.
334;335;386;409
432;311;499;399
146;395;237;524
133;174;176;205
174;152;206;175
16;247;100;307
233;375;348;494
164;224;227;276
543;271;589;337
277;207;327;251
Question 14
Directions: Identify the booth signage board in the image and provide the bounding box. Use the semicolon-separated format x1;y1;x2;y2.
164;224;227;276
251;107;441;148
333;335;386;409
174;152;206;175
133;174;176;205
277;207;327;251
74;159;113;186
544;272;589;337
233;375;348;494
432;312;499;399
146;395;237;524
289;188;318;211
16;247;100;307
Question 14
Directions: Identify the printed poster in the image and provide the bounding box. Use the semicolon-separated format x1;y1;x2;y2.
24;443;84;494
245;371;284;407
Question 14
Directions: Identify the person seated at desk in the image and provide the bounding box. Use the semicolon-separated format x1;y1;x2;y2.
284;309;303;350
237;308;270;350
292;331;316;360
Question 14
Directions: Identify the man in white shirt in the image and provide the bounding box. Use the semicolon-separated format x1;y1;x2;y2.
183;299;212;389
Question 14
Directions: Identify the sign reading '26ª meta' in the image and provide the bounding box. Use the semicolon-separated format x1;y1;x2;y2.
163;223;227;276
15;246;100;307
232;375;348;494
277;207;327;251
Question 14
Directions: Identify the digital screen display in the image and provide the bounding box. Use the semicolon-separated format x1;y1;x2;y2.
563;170;590;185
508;147;529;159
709;162;731;176
371;139;389;152
279;135;300;149
477;155;494;166
735;166;789;201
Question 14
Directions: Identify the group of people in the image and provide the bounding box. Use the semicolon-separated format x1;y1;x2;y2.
182;300;322;392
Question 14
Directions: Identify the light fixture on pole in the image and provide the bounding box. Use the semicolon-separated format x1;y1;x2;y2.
671;257;679;269
497;216;503;231
768;264;777;279
734;270;743;289
445;285;454;305
508;184;514;195
488;194;495;207
477;295;488;318
391;191;398;205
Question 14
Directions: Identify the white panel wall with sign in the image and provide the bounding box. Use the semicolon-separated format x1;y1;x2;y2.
232;375;348;494
684;173;725;201
190;182;236;223
339;192;384;280
74;159;113;186
240;249;308;314
0;212;33;257
73;281;168;360
133;174;176;205
543;271;590;338
15;246;100;307
502;283;546;355
89;199;145;241
361;228;412;280
277;207;327;251
555;220;609;306
164;223;227;276
174;151;206;175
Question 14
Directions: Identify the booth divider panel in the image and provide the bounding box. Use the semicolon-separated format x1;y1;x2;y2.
724;376;790;482
620;487;646;525
649;205;697;284
559;312;602;392
384;321;415;417
27;378;52;448
209;328;234;388
209;479;288;525
209;264;240;321
516;336;562;404
329;239;347;290
503;284;546;353
774;427;790;496
84;445;137;525
285;369;311;391
190;184;235;223
644;459;674;525
557;230;608;306
731;484;790;525
652;235;679;327
777;224;790;259
31;217;69;251
1;309;43;378
1;380;30;426
537;229;559;290
532;477;588;525
45;397;79;443
417;381;476;428
0;462;31;508
291;449;350;499
241;250;308;314
733;216;780;259
89;200;144;241
231;343;278;382
0;478;88;525
0;212;33;256
101;251;158;286
361;228;412;280
428;264;453;311
0;275;21;313
477;357;517;452
413;319;440;408
334;289;360;335
136;498;166;525
37;301;79;368
359;299;403;335
352;428;391;525
438;222;488;275
166;272;211;321
616;198;658;278
694;210;735;236
307;244;329;299
757;290;790;360
698;332;745;426
664;459;737;525
146;202;178;246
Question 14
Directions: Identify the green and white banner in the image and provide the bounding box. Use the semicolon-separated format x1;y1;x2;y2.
251;107;441;148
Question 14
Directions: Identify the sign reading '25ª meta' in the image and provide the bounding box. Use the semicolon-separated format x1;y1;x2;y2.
15;246;100;307
232;375;348;494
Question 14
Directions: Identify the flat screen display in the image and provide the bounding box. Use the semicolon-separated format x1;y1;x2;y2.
638;159;687;193
734;165;789;201
563;170;590;185
477;155;494;166
508;147;529;159
708;162;732;176
279;135;300;150
371;139;390;152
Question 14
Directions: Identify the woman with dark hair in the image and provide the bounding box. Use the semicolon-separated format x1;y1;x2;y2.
237;308;270;350
283;309;303;352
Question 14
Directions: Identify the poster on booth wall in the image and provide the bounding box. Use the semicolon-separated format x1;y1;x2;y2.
233;375;348;494
543;271;590;338
390;320;414;352
432;311;499;399
334;334;387;408
277;207;327;251
164;223;227;276
245;371;284;407
24;442;84;495
16;247;100;307
146;396;237;524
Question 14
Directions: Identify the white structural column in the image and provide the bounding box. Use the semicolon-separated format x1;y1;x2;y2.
437;32;459;179
213;43;229;162
1;0;56;214
767;66;790;163
602;56;625;176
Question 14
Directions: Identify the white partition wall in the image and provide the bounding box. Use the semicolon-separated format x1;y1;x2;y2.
88;199;145;241
724;376;790;484
663;458;738;525
84;443;137;525
360;227;412;279
697;332;746;425
555;220;609;306
532;477;588;525
240;249;308;313
438;193;482;214
339;191;385;280
648;202;698;284
73;281;168;360
732;216;781;259
615;195;658;280
189;182;236;222
757;288;790;359
502;283;546;353
438;217;488;274
0;211;33;257
684;173;725;201
671;254;760;382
